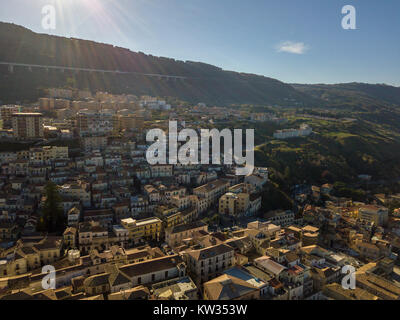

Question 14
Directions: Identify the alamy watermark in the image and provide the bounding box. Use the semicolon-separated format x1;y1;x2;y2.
41;265;56;290
146;121;254;176
41;5;56;30
342;5;357;30
341;265;356;290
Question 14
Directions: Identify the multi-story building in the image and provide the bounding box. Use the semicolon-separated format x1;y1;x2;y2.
265;210;295;227
0;105;21;128
273;124;312;140
193;179;230;210
170;195;192;211
219;192;249;217
77;110;114;137
184;244;235;283
63;227;77;248
165;221;208;247
150;165;173;178
121;217;162;244
12;113;44;139
29;146;69;164
358;205;389;227
81;136;108;152
78;221;109;254
39;98;55;111
112;114;144;133
59;182;91;207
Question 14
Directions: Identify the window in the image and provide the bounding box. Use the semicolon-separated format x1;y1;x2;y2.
138;277;141;285
165;271;168;278
152;274;155;282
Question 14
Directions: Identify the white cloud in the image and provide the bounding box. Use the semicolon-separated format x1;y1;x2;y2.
276;41;309;54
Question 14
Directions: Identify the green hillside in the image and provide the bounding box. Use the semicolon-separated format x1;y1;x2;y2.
0;22;317;106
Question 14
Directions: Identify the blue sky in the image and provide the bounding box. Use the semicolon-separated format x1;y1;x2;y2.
0;0;399;85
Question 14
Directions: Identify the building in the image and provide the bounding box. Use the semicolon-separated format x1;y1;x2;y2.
356;272;400;300
323;283;378;300
39;98;55;111
108;286;150;300
78;221;109;253
0;105;21;128
244;169;268;190
219;192;249;217
185;244;235;283
83;270;131;296
113;114;144;133
265;210;295;227
59;183;91;208
81;136;108;152
121;217;162;243
151;276;198;300
29;146;69;164
273;124;312;140
358;205;389;227
253;256;286;279
165;221;208;247
12;113;44;139
63;227;77;248
77;110;114;137
0;220;18;241
203;273;260;300
193;179;230;209
119;255;186;287
150;165;173;178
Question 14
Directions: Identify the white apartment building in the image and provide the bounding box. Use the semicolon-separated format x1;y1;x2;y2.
273;124;312;140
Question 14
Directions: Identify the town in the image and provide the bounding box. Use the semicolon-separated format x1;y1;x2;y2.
0;87;399;301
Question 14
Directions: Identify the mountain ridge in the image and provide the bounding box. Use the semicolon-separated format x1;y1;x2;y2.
0;21;399;107
292;82;400;108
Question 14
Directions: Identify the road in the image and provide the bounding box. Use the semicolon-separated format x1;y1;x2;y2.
0;61;188;80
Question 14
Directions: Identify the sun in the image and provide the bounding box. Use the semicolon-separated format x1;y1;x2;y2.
46;0;144;49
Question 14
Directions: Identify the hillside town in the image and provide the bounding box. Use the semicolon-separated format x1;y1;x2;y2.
0;88;400;301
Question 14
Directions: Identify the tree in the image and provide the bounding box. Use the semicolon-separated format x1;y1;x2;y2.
37;182;66;234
